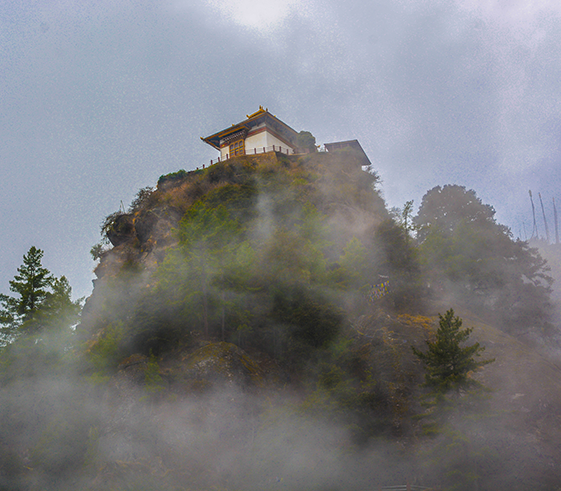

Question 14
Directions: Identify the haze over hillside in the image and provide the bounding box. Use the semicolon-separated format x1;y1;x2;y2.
0;148;560;490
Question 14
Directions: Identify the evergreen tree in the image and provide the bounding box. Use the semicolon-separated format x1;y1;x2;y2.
0;247;80;342
8;246;53;321
21;276;81;334
413;309;493;397
0;247;51;341
413;310;495;490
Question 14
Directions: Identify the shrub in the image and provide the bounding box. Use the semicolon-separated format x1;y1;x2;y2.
129;186;155;212
157;169;187;186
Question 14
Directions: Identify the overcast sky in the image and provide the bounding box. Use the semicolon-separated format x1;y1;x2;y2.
2;0;561;299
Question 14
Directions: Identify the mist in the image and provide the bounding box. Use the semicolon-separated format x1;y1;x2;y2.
3;1;561;482
1;148;561;491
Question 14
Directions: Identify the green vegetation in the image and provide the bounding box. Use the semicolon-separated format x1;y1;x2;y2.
413;309;493;396
295;130;317;153
90;152;401;361
413;310;496;490
0;247;52;335
157;168;187;186
415;185;553;336
0;248;87;490
1;151;560;490
0;247;81;343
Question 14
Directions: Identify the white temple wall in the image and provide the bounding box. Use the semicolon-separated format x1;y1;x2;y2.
246;131;294;154
216;128;295;161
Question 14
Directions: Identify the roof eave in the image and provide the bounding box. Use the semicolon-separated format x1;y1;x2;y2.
202;108;299;149
201;124;250;149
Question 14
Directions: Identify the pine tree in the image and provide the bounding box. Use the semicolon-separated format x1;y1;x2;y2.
21;276;81;334
413;309;493;396
413;311;495;490
0;247;80;342
9;247;53;321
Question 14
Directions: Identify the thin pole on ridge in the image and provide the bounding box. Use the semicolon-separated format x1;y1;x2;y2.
529;190;538;239
539;192;550;243
554;197;560;244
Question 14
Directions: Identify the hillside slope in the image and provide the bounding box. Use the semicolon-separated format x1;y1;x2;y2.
75;150;561;489
4;149;559;490
81;149;396;354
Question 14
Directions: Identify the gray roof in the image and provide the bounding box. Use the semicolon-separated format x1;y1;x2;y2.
324;139;372;167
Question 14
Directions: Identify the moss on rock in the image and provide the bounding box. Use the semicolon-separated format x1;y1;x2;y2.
181;342;264;389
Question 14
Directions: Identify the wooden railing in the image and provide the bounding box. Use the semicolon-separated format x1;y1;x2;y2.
209;145;293;166
378;485;439;491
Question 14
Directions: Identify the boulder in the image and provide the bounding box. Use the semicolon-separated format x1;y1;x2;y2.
169;342;263;391
106;214;135;246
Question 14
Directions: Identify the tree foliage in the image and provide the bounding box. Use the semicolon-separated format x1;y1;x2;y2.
0;247;80;343
159;201;241;337
413;309;493;395
413;310;495;490
128;186;155;212
91;152;422;363
22;276;81;335
7;247;52;320
373;218;422;310
152;196;343;359
295;130;317;153
415;185;553;335
414;185;495;242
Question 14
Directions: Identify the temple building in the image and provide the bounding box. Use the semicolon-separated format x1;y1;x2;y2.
201;106;299;160
201;107;373;169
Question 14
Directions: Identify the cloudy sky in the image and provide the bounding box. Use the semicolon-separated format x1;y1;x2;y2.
2;0;561;299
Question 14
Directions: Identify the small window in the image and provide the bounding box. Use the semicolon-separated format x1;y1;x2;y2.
229;139;245;157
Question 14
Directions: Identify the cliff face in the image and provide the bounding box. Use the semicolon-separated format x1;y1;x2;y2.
97;150;386;274
81;149;390;345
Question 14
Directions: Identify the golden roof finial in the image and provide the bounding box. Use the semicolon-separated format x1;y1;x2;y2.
246;106;268;119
